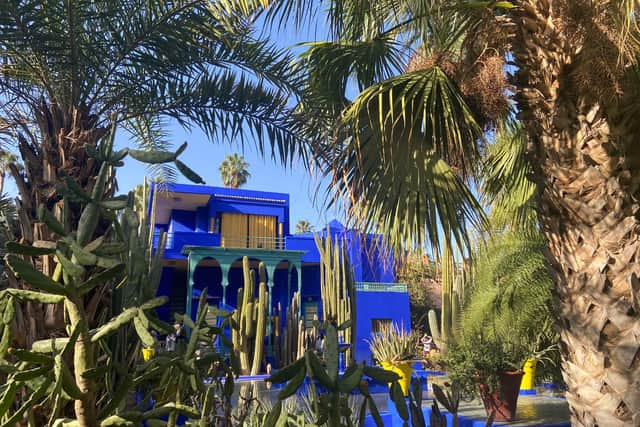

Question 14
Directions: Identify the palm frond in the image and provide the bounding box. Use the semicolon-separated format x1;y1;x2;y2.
461;231;553;351
611;0;640;57
318;68;485;253
300;37;405;107
0;0;307;164
481;121;538;233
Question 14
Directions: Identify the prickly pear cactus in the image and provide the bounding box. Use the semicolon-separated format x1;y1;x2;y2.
0;126;211;425
266;321;410;427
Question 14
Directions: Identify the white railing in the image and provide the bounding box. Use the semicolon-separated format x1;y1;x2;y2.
355;282;408;293
219;234;286;250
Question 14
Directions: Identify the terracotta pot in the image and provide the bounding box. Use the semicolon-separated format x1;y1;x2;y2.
477;370;523;421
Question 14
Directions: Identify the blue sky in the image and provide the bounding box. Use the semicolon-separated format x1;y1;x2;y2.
114;125;338;229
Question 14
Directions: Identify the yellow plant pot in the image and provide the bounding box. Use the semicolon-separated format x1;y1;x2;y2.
521;359;537;390
142;348;156;362
381;361;413;396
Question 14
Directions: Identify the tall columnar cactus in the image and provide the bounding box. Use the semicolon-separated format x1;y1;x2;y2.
251;269;268;375
281;291;316;366
428;241;467;353
314;230;356;364
232;256;268;374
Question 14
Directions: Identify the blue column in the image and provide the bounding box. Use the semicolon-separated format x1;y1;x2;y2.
295;261;302;317
186;254;198;323
220;262;231;307
286;262;292;303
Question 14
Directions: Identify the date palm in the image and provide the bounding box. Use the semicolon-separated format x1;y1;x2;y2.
0;1;305;419
285;0;640;424
219;153;251;188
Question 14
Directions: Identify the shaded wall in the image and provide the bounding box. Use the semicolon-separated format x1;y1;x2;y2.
353;290;411;364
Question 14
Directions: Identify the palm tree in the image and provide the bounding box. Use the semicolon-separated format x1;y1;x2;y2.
219;153;251;188
285;0;640;423
0;150;21;195
0;1;304;418
295;219;313;234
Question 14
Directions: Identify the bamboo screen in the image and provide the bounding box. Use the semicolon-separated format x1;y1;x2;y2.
221;213;247;247
248;215;277;249
220;213;277;248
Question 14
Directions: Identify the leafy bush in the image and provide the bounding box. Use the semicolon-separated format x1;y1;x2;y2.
443;334;529;397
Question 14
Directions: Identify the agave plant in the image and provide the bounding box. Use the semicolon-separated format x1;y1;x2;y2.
367;322;417;365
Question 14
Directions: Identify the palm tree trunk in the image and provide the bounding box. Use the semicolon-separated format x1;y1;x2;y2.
512;2;640;425
9;103;110;341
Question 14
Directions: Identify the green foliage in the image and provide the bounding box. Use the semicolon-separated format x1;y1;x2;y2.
0;131;237;424
266;321;407;427
366;322;417;364
295;0;499;255
482;122;538;233
314;66;486;254
1;0;306;183
153;289;238;427
461;231;554;354
443;334;528;398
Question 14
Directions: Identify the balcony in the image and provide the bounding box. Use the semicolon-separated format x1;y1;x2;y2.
154;231;287;254
219;234;285;250
355;282;408;293
163;232;221;252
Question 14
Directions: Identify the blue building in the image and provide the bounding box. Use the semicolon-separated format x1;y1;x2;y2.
149;183;410;364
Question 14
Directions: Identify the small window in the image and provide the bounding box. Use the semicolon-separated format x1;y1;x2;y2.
371;318;392;334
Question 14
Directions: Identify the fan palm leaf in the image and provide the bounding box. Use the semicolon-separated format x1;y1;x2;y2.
319;67;485;252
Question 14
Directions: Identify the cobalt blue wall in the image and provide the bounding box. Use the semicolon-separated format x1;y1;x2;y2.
300;264;321;300
353;290;411;364
195;207;208;232
156;267;174;321
285;235;319;262
169;210;196;233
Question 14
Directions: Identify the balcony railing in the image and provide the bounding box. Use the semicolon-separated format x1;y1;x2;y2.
219;234;285;250
355;282;408;293
153;231;286;252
